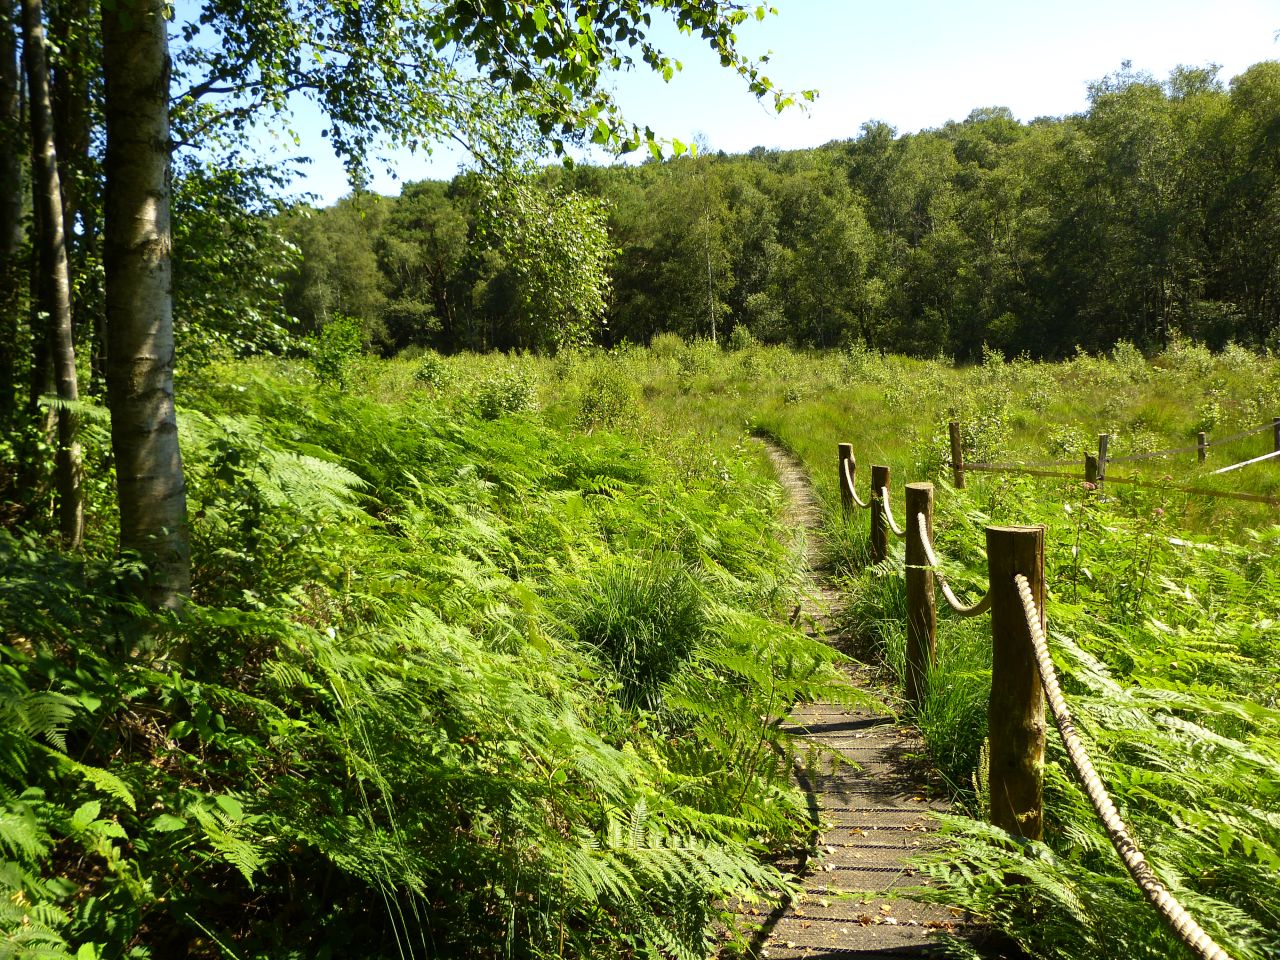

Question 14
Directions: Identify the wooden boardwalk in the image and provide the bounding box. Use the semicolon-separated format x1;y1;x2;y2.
756;443;1005;959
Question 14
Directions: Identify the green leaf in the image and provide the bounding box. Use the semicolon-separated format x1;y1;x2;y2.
150;814;188;833
71;801;101;834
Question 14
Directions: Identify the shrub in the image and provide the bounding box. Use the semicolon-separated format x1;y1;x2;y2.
649;331;686;358
412;351;450;391
577;366;638;430
474;368;538;419
1110;339;1153;383
726;325;759;352
308;316;365;386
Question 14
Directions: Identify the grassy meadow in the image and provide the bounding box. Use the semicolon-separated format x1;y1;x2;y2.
381;336;1279;960
4;336;1278;959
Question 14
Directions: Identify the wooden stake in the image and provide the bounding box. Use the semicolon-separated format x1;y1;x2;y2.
1197;431;1207;464
905;482;936;710
870;464;889;564
986;524;1046;841
1097;433;1110;488
949;420;965;489
838;442;854;519
1273;417;1280;454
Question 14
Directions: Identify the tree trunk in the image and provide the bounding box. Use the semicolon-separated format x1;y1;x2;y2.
0;0;21;421
22;0;82;546
102;0;190;610
48;0;97;390
48;0;88;253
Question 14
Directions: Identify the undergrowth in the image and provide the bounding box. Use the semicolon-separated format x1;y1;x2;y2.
1;357;850;959
524;338;1280;960
7;339;1279;960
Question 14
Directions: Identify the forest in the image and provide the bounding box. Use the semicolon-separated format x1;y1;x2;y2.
282;60;1280;360
1;0;1279;957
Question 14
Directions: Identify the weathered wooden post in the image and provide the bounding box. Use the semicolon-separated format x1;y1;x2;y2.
905;483;937;710
869;464;890;564
1197;431;1208;464
1097;433;1110;488
1273;417;1280;454
949;421;966;489
986;524;1046;841
838;443;854;519
1084;454;1098;488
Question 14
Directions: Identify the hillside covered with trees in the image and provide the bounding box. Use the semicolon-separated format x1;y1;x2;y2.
286;60;1280;360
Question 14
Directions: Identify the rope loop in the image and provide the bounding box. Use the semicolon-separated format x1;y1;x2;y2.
880;486;906;537
1013;574;1232;960
842;457;870;509
916;512;991;618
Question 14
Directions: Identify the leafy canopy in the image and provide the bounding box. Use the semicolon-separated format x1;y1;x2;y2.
174;0;815;176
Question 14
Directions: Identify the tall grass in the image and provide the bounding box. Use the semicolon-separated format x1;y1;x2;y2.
2;353;853;959
486;336;1280;960
7;337;1277;958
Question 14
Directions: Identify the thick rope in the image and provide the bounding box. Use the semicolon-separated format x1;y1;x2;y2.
1013;574;1232;960
1205;420;1275;448
842;457;870;509
1211;448;1280;475
879;486;906;537
1106;441;1205;463
915;512;992;618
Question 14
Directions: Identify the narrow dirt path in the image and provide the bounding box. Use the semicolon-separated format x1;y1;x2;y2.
757;441;982;959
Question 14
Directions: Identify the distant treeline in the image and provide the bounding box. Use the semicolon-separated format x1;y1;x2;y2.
284;60;1280;359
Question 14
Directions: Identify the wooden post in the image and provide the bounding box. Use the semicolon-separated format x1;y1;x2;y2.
949;420;966;489
869;464;890;564
1097;433;1110;488
1084;454;1098;488
1197;431;1207;464
986;525;1046;841
1273;417;1280;454
905;483;936;710
838;442;854;519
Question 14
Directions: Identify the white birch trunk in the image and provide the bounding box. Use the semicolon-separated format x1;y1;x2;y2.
102;0;189;608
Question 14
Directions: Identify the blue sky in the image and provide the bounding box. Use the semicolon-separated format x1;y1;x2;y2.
279;0;1280;204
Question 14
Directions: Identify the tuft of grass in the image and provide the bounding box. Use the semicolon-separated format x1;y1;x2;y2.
560;553;706;710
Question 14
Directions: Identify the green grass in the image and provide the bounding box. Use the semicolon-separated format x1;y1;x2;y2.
468;337;1280;960
7;337;1277;959
2;353;855;959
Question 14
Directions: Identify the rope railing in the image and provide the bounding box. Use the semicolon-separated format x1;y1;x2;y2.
950;416;1280;499
1105;441;1205;463
916;511;991;617
1211;448;1280;475
879;486;906;537
1013;574;1232;960
1203;420;1277;448
832;441;1235;960
841;456;870;509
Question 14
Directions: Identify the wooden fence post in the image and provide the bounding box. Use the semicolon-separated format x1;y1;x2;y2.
1198;431;1207;464
986;524;1046;841
1097;433;1110;488
1273;417;1280;454
949;421;966;489
870;464;890;564
838;443;854;518
905;483;936;710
